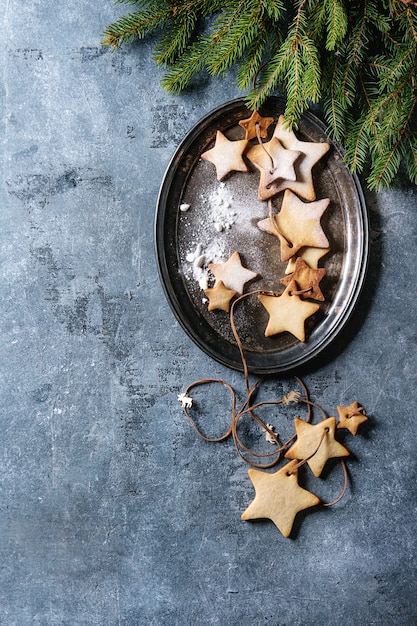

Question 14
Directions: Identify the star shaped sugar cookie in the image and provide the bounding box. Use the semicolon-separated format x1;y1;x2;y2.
238;110;274;140
258;280;320;341
241;459;321;538
201;130;248;181
204;280;237;312
208;251;257;294
285;246;330;274
264;115;330;201
257;189;330;261
281;257;326;301
246;137;302;199
337;401;368;435
285;417;350;478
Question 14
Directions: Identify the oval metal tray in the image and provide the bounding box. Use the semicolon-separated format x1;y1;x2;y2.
155;98;369;374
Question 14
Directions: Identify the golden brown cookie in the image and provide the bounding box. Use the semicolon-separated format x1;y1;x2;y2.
285;417;350;477
238;110;275;140
208;251;258;294
266;115;330;201
337;402;368;435
241;459;321;538
257;189;330;262
246;137;301;198
204;280;237;312
258;280;320;341
201;130;248;181
285;246;330;274
281;257;326;301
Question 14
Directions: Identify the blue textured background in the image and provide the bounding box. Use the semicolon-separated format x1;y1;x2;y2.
1;2;417;624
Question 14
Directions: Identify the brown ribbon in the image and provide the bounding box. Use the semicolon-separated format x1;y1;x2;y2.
180;294;349;506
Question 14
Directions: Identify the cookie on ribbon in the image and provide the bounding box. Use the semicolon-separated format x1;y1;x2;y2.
285;246;330;274
238;110;274;140
258;280;320;342
257;190;330;262
246;137;301;199
266;115;330;201
281;257;326;301
241;460;321;537
337;402;368;435
285;417;350;477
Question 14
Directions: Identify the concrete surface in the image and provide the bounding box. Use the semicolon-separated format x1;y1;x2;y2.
1;2;417;625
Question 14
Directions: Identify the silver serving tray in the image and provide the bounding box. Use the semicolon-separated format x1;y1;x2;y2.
155;98;369;374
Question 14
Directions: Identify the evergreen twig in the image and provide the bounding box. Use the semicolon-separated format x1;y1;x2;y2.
102;0;417;189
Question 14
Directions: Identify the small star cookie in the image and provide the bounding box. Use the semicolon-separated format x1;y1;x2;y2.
246;137;302;199
285;246;330;274
267;115;330;201
238;110;274;140
204;280;237;312
258;280;320;341
208;251;258;294
241;459;321;538
201;130;248;181
337;401;368;435
281;257;326;301
285;417;350;477
257;190;330;262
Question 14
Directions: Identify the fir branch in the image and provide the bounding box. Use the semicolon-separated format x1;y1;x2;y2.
366;92;417;188
406;7;417;44
322;49;352;141
206;1;263;75
102;3;169;48
405;135;417;184
367;134;404;189
103;0;417;189
343;114;371;174
160;36;214;93
379;44;417;90
245;0;320;115
323;0;348;51
244;45;288;111
280;1;321;126
283;32;321;127
262;0;285;21
236;28;271;90
153;10;199;65
339;6;369;108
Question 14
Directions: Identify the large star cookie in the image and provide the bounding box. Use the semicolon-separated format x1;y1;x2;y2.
246;137;302;199
204;280;237;312
281;257;326;301
241;460;321;537
201;130;248;181
208;251;258;294
265;115;330;201
238;110;275;140
337;401;368;435
258;280;320;341
285;417;350;477
257;189;330;261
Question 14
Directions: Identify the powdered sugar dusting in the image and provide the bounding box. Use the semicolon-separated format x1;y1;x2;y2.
180;175;270;298
208;183;237;233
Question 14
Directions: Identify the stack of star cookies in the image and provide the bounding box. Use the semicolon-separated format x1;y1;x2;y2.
200;111;332;343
